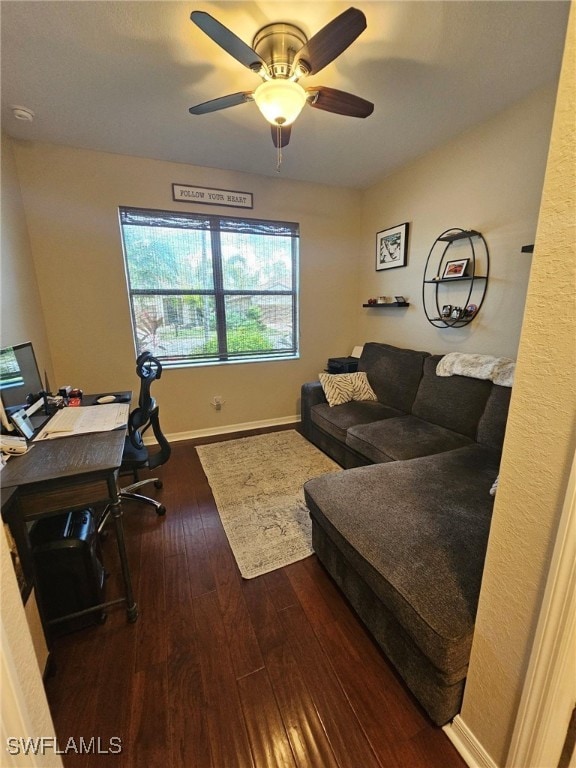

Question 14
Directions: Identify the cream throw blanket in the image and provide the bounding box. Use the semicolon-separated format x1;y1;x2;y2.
436;353;515;387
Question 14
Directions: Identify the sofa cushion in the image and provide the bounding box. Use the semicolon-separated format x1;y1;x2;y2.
346;415;473;463
304;444;500;675
311;401;404;443
411;355;493;438
476;385;512;450
358;342;429;413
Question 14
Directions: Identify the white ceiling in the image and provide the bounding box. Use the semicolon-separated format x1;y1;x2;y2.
1;1;570;189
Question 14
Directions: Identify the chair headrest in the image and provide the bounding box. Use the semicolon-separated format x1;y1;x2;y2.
136;351;163;381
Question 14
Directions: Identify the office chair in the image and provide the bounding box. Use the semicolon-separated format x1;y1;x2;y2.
115;351;171;517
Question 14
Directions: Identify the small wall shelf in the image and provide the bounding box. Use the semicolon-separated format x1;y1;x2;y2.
363;301;410;308
422;228;489;328
423;276;487;284
438;229;481;242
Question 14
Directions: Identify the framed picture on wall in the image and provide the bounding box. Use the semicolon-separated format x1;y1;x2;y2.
376;222;409;271
442;258;469;279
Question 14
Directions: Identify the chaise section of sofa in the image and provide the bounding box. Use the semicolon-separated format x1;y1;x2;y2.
304;444;501;725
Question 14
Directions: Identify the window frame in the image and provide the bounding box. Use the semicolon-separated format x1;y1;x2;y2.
119;206;300;368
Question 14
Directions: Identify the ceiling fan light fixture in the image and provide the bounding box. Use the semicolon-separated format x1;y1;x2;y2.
253;80;307;126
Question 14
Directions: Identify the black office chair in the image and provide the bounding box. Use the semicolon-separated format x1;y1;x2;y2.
116;351;171;516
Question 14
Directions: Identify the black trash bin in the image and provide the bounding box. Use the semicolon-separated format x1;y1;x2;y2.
30;508;106;633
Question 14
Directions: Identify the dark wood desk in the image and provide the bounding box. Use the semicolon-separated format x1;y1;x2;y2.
1;413;138;634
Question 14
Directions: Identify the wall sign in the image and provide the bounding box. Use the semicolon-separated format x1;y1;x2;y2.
172;184;253;209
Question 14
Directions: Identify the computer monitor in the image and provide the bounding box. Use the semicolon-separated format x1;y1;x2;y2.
0;342;44;411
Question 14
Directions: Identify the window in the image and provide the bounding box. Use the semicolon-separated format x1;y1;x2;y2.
119;207;299;367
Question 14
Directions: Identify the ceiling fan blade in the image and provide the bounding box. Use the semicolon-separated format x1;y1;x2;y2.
189;92;253;115
307;87;374;118
191;11;266;73
294;8;367;76
271;125;291;148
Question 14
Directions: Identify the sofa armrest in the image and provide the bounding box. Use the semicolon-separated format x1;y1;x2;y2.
301;381;327;434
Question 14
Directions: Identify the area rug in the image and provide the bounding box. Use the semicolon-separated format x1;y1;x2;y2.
196;430;341;579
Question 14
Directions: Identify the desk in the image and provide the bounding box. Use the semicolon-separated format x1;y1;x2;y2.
1;400;138;635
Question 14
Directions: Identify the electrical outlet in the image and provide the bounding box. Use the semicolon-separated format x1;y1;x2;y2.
211;395;224;411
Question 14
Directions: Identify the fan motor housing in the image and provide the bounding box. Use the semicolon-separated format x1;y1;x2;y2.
252;23;309;78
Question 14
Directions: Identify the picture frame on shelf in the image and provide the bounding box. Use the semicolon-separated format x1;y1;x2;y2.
376;222;409;271
394;296;407;304
442;258;469;279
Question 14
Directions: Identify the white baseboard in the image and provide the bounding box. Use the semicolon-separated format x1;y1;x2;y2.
162;414;301;444
443;716;498;768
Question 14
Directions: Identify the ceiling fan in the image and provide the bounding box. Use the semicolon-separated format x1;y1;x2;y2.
189;7;374;149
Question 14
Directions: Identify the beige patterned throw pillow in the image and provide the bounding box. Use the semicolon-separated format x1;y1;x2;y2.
319;372;378;407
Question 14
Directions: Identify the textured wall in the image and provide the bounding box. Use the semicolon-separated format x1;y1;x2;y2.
0;133;53;388
461;6;575;764
358;85;557;359
10;143;362;437
1;136;61;767
1;525;62;767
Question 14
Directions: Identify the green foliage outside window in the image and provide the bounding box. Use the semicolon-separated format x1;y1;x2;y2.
119;207;299;366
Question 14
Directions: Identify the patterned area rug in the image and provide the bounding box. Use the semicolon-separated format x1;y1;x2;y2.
196;430;341;579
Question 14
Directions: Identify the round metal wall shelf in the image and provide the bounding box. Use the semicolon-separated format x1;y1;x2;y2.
422;228;489;328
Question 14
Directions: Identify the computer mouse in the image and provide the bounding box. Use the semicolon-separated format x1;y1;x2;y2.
96;395;116;404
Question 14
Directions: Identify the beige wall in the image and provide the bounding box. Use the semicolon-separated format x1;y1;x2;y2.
8;143;361;437
1;133;54;387
5;82;557;438
461;6;576;764
1;135;61;766
358;84;558;359
1;528;63;767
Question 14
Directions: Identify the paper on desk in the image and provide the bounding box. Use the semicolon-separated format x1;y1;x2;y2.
34;403;130;440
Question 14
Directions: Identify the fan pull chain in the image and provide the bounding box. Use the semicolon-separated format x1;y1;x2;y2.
276;125;282;173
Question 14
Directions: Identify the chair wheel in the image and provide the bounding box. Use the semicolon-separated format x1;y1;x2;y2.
154;479;163;489
156;505;166;516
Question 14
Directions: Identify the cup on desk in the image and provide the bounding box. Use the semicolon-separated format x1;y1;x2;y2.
68;389;83;407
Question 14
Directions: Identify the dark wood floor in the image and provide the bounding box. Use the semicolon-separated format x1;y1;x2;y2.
44;426;466;768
